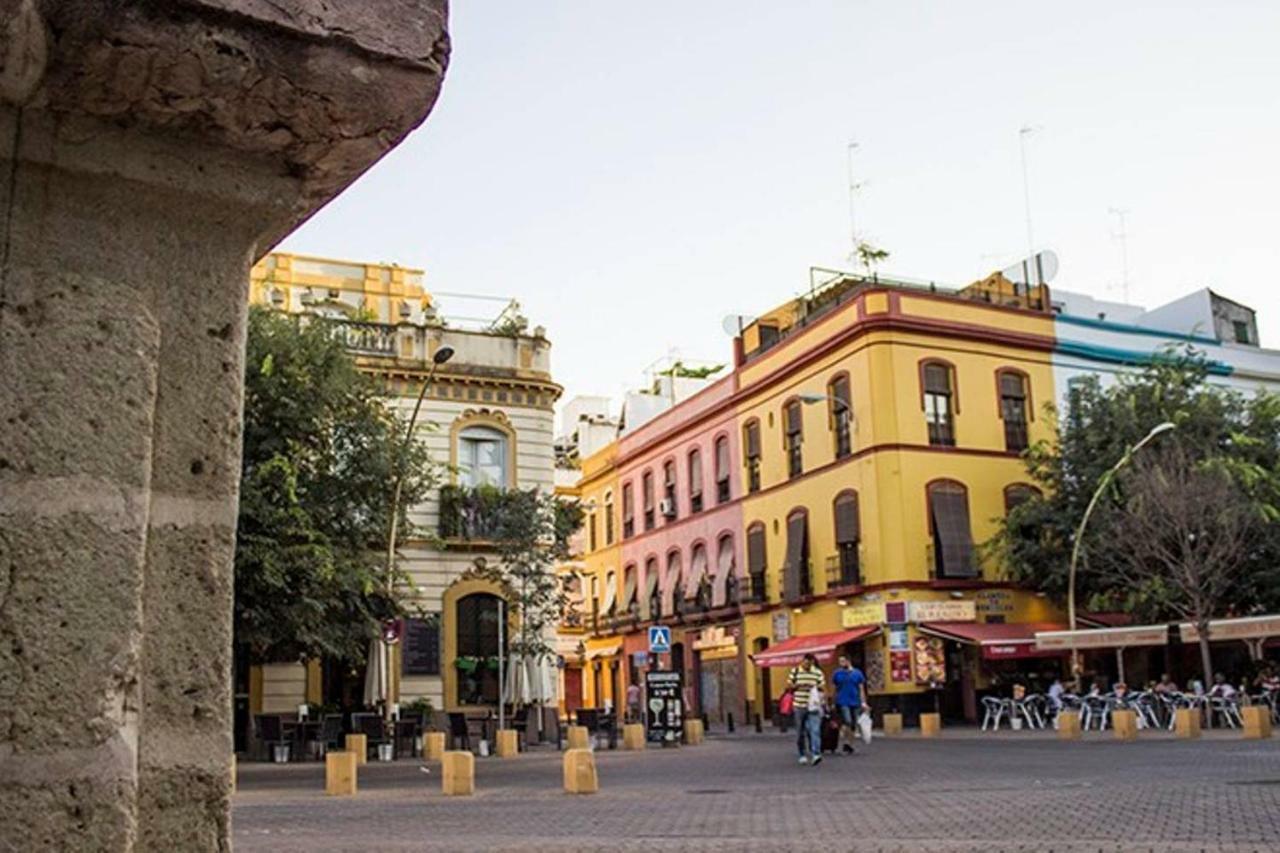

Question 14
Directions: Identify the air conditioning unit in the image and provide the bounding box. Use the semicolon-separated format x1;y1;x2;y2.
659;498;677;518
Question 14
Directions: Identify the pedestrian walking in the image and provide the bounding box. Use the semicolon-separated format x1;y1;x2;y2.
626;681;642;724
786;654;825;765
832;654;868;755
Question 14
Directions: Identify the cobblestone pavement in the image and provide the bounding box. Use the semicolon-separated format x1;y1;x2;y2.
233;730;1280;852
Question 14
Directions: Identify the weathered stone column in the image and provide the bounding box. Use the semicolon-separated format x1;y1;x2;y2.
0;2;448;850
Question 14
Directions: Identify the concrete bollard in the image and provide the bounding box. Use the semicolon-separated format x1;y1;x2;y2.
683;719;704;745
495;729;519;758
623;723;646;750
441;751;475;796
1241;705;1273;740
1057;710;1082;740
882;713;903;736
1111;709;1138;740
1173;708;1201;739
567;725;591;751
325;751;358;796
424;731;446;761
919;713;941;738
563;748;598;794
344;733;368;765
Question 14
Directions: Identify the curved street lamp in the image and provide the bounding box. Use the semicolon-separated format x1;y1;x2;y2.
1066;421;1175;684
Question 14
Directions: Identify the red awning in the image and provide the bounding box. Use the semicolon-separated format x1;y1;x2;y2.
751;627;879;668
921;621;1069;661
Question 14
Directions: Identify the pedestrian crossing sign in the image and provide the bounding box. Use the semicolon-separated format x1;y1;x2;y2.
648;625;671;654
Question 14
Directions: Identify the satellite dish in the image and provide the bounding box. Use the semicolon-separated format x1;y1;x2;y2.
1001;250;1058;287
721;314;756;337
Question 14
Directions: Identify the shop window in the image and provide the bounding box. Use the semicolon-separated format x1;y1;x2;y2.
998;370;1030;453
927;480;975;578
829;374;852;459
921;361;956;447
783;400;803;478
832;491;860;587
714;436;731;503
743;420;761;493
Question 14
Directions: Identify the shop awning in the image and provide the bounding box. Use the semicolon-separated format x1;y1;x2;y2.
751;627;878;668
1034;623;1169;651
1178;614;1280;643
920;621;1069;660
585;639;622;661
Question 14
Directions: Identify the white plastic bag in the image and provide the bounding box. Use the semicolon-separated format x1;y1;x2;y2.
857;710;873;744
807;685;822;713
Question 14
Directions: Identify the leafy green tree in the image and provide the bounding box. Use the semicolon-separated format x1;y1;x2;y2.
996;348;1280;623
235;307;440;666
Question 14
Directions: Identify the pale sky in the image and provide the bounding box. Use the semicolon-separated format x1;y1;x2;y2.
281;1;1280;412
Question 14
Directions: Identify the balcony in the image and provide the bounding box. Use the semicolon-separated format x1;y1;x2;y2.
438;484;516;542
782;560;813;604
744;573;769;605
328;319;397;355
825;549;861;590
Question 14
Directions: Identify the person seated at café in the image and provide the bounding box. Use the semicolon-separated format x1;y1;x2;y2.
1113;681;1130;701
1253;667;1279;693
1154;673;1178;694
1208;673;1237;700
1047;678;1065;711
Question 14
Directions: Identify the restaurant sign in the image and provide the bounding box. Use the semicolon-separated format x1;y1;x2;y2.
1179;615;1280;643
1035;625;1168;650
694;626;739;661
908;600;976;623
841;602;885;628
772;611;791;643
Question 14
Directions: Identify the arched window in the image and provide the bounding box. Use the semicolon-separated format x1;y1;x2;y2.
746;522;767;603
1003;483;1042;513
688;448;704;514
920;361;956;447
663;550;683;617
587;511;598;553
621;483;634;539
832;491;860;587
642;470;655;531
743;420;762;493
603;490;615;544
458;426;509;487
782;509;811;603
643;556;660;621
622;564;638;616
456;592;504;705
690;543;710;610
716;534;736;607
927;480;974;578
714;436;731;503
783;399;804;478
828;373;852;459
661;460;677;520
997;370;1031;452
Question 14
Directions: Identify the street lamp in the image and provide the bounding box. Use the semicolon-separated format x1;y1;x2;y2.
380;344;454;720
1066;421;1175;685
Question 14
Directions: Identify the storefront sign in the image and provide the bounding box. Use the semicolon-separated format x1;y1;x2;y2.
841;602;885;628
401;616;441;676
693;625;737;650
912;636;946;684
909;600;977;623
700;646;738;662
1179;615;1280;643
1035;625;1167;650
888;627;909;651
772;611;791;643
889;651;912;682
645;671;684;744
975;590;1015;616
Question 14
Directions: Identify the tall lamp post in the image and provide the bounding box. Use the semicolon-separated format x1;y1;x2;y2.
381;344;454;721
1066;421;1175;685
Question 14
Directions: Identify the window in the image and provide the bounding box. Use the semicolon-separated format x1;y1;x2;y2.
922;362;956;447
1003;483;1041;513
746;523;767;603
664;550;683;617
783;400;803;478
757;323;780;351
782;510;811;602
643;556;660;620
998;370;1030;453
690;543;710;610
604;491;615;544
829;374;852;459
688;449;704;514
927;480;975;578
622;564;638;617
622;483;634;539
833;491;860;587
661;460;677;520
714;436;731;503
716;535;736;606
588;512;598;552
743;420;761;493
458;426;508;487
642;470;655;531
1233;320;1251;344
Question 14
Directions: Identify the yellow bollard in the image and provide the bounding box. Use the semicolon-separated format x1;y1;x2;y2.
424;731;446;761
495;729;519;758
623;723;646;750
882;713;903;736
1057;710;1082;740
344;733;368;765
1173;708;1201;739
683;719;704;745
1111;709;1138;741
566;725;591;751
325;751;358;796
919;712;941;738
563;748;598;794
441;750;475;796
1241;705;1273;740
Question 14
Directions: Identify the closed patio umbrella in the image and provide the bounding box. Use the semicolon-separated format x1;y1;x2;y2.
362;637;388;708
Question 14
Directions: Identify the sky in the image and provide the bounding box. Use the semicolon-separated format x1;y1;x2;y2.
281;1;1280;418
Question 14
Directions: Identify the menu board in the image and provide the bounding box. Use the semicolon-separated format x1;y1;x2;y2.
913;636;946;684
889;651;913;683
402;616;441;676
645;671;684;744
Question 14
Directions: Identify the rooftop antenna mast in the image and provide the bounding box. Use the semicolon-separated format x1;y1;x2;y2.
1018;126;1040;273
846;140;864;266
1108;207;1131;304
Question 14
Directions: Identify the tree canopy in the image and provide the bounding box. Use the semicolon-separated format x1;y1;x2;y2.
234;307;440;665
997;348;1280;623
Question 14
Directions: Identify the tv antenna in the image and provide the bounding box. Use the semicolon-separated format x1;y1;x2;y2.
1019;125;1041;262
846;140;866;264
1109;207;1131;304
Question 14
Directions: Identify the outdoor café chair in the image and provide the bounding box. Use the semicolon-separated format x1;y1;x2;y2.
253;714;291;762
1017;695;1046;729
354;713;390;758
981;696;1009;731
319;714;344;752
1081;695;1110;731
1209;696;1242;729
447;712;471;752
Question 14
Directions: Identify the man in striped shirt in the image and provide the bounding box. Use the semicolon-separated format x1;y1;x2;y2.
787;654;826;765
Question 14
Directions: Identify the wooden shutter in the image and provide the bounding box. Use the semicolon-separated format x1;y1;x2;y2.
784;401;802;435
715;537;734;607
747;525;766;575
924;363;951;393
641;559;659;620
834;493;860;544
689;451;703;496
622;566;637;611
622;484;633;519
831;376;851;409
745;422;761;457
715;438;730;481
782;512;807;603
999;371;1025;399
929;484;974;577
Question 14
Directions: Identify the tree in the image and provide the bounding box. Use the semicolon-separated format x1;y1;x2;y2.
855;241;889;272
997;348;1280;626
235;307;440;666
1105;445;1263;682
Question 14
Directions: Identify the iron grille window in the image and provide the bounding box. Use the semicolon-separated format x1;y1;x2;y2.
782;511;811;602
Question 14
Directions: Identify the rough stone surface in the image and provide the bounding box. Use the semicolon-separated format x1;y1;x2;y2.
0;2;449;850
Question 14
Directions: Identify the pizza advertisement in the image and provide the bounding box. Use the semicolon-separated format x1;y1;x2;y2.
913;635;946;684
889;651;912;683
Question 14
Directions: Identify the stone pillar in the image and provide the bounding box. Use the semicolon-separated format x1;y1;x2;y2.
0;3;448;851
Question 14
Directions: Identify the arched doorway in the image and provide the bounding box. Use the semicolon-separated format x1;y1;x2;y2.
455;592;505;707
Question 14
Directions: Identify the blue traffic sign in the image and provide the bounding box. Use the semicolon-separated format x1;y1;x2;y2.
648;625;671;654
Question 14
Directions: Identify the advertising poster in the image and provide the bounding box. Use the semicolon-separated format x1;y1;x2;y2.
913;636;946;684
889;651;912;683
644;671;683;744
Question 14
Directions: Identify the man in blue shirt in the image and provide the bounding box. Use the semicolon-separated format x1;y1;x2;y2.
832;654;868;755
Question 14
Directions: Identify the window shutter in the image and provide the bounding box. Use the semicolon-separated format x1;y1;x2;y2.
689;451;703;496
745;422;761;457
622;567;637;610
715;438;730;480
831;377;851;408
924;363;950;393
747;526;766;575
785;402;802;435
641;560;659;620
1000;372;1025;398
622;485;633;518
715;537;734;607
688;546;708;600
834;493;860;544
930;485;974;577
663;553;682;615
782;513;807;603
